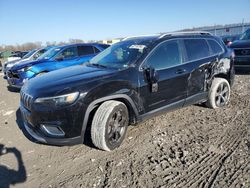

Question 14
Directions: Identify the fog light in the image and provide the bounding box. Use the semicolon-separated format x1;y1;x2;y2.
40;124;65;137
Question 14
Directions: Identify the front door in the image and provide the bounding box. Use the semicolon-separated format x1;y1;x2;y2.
139;39;190;113
55;46;79;70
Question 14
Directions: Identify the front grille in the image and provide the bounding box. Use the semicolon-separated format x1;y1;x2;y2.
20;91;33;110
7;71;19;79
234;48;250;56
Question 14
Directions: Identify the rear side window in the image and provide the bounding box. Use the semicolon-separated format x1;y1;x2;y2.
145;40;181;70
93;47;100;53
99;44;110;49
184;39;210;61
77;46;95;56
207;39;224;55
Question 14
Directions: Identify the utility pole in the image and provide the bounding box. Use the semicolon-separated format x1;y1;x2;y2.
214;24;216;36
242;18;245;33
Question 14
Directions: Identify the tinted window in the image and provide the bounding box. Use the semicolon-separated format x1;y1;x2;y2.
240;29;250;40
77;46;95;56
207;39;223;55
184;39;210;61
99;44;110;49
145;40;181;70
57;47;77;59
93;47;100;53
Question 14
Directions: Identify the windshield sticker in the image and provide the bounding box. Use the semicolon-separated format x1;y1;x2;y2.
129;45;146;50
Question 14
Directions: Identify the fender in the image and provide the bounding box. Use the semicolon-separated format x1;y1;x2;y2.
80;94;139;141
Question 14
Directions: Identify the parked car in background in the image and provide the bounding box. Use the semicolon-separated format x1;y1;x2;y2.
3;47;53;78
6;51;29;62
221;34;240;46
6;43;109;88
19;32;234;151
229;28;250;70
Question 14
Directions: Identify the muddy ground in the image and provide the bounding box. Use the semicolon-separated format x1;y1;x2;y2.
0;72;249;188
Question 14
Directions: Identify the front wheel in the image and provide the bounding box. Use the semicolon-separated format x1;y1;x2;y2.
91;100;129;151
206;78;230;109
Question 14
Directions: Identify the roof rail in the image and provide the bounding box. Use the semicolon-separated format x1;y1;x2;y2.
159;31;212;39
122;34;160;41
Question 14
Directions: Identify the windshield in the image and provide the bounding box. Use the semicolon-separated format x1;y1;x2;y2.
22;49;36;59
240;29;250;40
89;40;149;69
37;47;62;60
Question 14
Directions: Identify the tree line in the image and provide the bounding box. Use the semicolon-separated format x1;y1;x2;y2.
0;39;97;52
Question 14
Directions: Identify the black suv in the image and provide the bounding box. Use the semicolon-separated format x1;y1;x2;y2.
20;32;235;151
230;28;250;70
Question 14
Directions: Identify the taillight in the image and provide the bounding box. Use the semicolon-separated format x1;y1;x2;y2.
227;41;232;46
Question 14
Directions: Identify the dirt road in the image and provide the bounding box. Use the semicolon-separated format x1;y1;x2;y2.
0;72;249;188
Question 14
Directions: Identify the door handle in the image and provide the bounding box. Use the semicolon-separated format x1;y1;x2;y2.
175;69;186;74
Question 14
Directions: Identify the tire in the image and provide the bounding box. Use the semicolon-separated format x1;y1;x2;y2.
91;100;129;151
206;78;230;109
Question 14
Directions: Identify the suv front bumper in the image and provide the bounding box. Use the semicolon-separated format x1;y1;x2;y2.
23;121;82;145
234;56;250;69
20;99;86;146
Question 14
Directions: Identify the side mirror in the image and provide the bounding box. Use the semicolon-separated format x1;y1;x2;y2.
144;66;159;92
144;66;159;84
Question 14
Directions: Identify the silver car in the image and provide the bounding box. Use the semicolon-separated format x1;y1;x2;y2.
3;47;51;78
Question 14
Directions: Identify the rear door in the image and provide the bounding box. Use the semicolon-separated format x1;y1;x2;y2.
182;38;211;98
139;39;190;112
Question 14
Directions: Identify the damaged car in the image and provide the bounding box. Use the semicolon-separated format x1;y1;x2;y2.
3;47;53;79
6;43;109;88
20;32;235;151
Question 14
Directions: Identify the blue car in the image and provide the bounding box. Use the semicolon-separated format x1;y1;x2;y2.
6;43;109;88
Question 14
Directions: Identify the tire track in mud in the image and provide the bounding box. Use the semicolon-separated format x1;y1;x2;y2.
159;119;247;188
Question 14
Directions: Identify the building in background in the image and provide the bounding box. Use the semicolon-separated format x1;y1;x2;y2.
101;38;123;45
180;22;250;36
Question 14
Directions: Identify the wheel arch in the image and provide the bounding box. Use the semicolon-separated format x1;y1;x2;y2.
81;94;139;140
213;73;231;85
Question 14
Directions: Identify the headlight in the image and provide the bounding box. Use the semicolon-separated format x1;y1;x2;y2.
34;92;79;107
19;66;32;72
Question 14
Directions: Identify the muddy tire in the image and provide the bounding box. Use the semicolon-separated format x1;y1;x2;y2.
206;78;230;109
91;100;129;151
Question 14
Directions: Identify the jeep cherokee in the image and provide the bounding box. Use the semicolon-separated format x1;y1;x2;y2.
20;32;235;151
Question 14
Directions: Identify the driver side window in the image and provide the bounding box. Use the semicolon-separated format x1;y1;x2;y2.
57;47;77;60
145;40;181;70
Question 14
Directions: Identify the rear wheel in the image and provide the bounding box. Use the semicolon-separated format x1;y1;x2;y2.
91;100;129;151
206;78;230;109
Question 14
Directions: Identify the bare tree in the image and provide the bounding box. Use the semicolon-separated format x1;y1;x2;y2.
68;39;85;44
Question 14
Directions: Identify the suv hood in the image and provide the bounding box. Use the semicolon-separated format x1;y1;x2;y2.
5;59;20;65
230;40;250;48
6;58;31;67
24;64;117;97
11;59;50;71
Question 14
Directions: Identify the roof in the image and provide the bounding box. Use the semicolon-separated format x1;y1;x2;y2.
122;31;212;42
58;43;104;48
